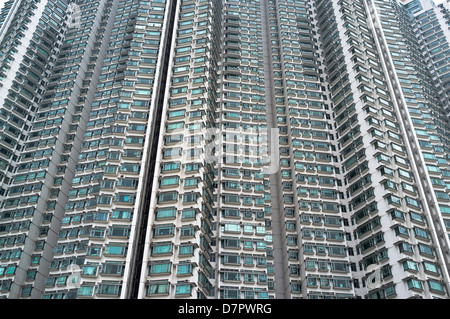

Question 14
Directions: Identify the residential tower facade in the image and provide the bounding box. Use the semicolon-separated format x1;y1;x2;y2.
0;0;448;299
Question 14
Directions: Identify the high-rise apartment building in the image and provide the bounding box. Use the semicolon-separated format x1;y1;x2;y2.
405;0;450;117
0;0;448;300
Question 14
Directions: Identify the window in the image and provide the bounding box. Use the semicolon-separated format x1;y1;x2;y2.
377;153;390;163
183;193;198;203
90;228;106;239
223;271;240;282
180;226;195;237
181;209;196;219
185;163;199;172
77;286;94;297
158;192;178;203
156;208;176;220
223;223;240;233
179;244;194;256
394;225;410;237
423;261;439;275
98;282;121;296
307;276;318;287
153;224;175;237
333;277;352;289
101;263;124;276
149;261;171;275
391;210;405;220
326;230;344;241
162;162;180;172
403;260;418;272
147;281;170;295
407;278;423;291
160;176;179;186
418;244;434;256
222;237;241;249
184;178;198;187
175;283;191;296
152;243;173;256
305;260;315;270
111;210;132;220
6;265;16;275
398;169;412;179
329;246;346;256
177;263;192;275
428;280;445;293
413;227;428;239
387;195;402;206
82;265;98;276
105;244;127;256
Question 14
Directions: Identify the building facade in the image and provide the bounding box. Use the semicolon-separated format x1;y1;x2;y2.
0;0;448;299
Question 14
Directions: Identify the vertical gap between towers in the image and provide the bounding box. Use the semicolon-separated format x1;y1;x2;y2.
128;0;177;299
260;0;288;298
